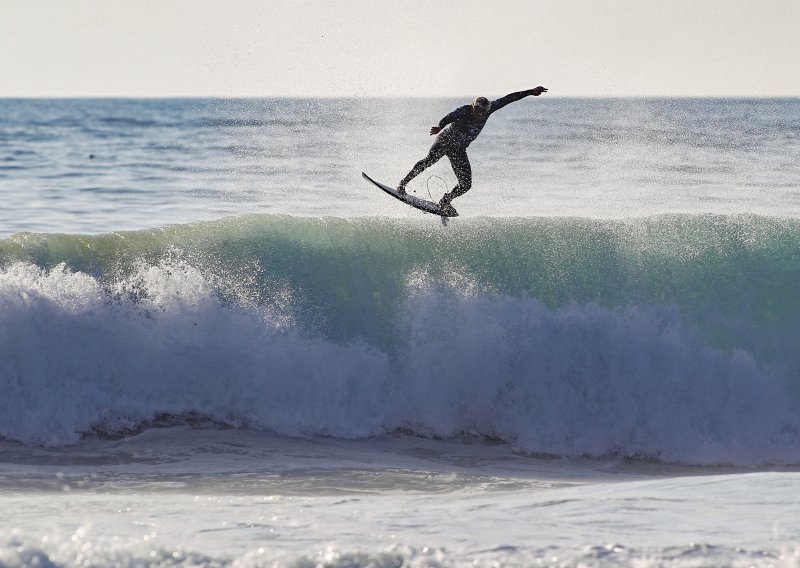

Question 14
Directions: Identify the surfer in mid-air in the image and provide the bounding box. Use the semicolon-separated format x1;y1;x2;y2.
398;86;548;210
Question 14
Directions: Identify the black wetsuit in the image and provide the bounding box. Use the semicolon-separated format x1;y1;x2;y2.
400;89;540;202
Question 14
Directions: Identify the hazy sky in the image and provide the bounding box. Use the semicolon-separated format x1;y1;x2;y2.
2;0;798;97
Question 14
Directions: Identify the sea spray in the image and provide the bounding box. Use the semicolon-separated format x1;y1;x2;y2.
1;214;799;463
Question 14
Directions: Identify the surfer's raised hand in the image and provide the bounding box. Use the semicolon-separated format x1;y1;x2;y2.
430;126;442;135
531;86;548;96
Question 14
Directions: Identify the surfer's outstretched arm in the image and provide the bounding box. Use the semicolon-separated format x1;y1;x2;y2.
490;86;548;114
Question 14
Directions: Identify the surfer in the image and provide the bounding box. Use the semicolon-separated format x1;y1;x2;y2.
398;87;548;209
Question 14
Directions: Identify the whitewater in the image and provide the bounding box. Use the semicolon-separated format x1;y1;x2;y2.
2;213;800;463
1;98;799;566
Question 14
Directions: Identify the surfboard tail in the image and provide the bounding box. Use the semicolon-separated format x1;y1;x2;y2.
362;172;459;218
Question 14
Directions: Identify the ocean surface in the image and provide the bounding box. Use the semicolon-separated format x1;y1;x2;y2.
1;97;800;566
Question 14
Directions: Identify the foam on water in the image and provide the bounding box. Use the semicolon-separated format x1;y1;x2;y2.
2;214;799;464
1;456;800;568
1;534;798;568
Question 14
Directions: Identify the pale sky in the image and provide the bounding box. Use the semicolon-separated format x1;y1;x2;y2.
2;0;798;97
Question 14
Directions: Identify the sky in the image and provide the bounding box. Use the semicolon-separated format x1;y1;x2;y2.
2;0;799;98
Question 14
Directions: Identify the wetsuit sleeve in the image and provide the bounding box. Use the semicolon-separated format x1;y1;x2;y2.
438;106;470;128
489;89;538;114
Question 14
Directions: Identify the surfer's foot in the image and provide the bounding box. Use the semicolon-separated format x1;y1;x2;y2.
438;194;452;208
397;183;406;195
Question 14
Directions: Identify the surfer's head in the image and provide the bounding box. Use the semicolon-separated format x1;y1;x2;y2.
472;97;491;118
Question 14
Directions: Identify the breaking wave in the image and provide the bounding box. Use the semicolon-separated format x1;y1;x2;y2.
1;214;799;464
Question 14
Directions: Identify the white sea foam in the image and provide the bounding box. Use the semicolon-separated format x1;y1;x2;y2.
1;258;798;465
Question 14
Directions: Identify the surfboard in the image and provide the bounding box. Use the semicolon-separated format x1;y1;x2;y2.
362;172;459;218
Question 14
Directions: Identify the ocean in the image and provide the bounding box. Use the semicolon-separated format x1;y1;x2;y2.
1;97;799;566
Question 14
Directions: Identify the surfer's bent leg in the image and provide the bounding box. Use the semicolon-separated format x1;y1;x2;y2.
440;149;472;205
398;140;447;193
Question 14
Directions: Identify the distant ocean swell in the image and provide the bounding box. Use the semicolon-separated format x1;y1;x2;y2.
1;214;799;464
